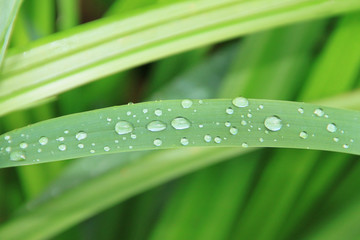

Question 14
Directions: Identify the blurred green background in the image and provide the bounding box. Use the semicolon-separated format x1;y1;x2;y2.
1;0;360;239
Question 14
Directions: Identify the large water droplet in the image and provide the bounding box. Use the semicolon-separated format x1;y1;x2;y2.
264;116;282;131
10;151;26;161
115;121;134;135
147;120;167;132
326;123;337;133
180;137;189;146
76;131;87;141
58;144;66;151
299;131;308;139
204;134;212;143
230;127;238;135
171;117;191;130
314;108;324;117
214;136;221;144
39;137;49;145
153;138;162;147
232;97;249;108
181;99;193;108
20;142;28;149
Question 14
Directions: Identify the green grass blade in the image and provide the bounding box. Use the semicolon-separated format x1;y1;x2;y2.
0;0;22;67
0;98;360;168
1;0;360;116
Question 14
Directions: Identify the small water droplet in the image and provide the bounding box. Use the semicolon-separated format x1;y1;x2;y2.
241;120;247;126
76;131;87;141
127;111;131;116
264;116;282;131
147;120;167;132
10;151;26;161
214;136;222;144
104;146;110;152
326;123;337;133
343;144;349;149
155;109;162;116
226;107;234;115
259;138;264;143
143;109;148;114
39;137;48;145
171;117;191;130
299;131;308;139
90;150;95;154
232;97;249;108
115;121;134;135
259;105;264;110
20;142;28;149
64;130;69;134
333;137;339;142
78;143;84;149
107;117;112;122
298;108;304;114
204;135;212;142
247;113;252;118
181;99;193;108
230;127;238;135
56;137;65;142
180;137;189;146
131;134;137;139
242;143;248;148
58;144;66;151
314;108;324;117
225;121;231;127
153;138;162;147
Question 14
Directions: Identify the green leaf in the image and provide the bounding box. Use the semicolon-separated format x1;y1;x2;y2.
0;0;22;67
1;98;360;168
1;0;360;116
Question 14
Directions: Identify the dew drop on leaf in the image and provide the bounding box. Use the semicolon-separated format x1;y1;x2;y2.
147;120;167;132
171;117;191;130
298;108;304;114
230;127;238;135
58;144;66;151
115;121;134;135
39;137;49;145
314;108;324;117
154;109;162;116
181;99;193;108
10;151;26;161
214;136;221;144
76;131;87;141
104;146;110;152
20;142;28;149
180;137;189;146
204;135;212;143
242;143;248;148
299;131;308;139
226;107;234;115
232;97;249;108
153;138;162;146
326;123;337;133
264;116;282;131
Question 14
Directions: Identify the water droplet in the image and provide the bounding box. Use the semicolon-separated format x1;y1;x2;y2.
232;97;249;108
230;127;238;135
153;138;162;147
90;150;95;154
343;144;349;149
181;99;193;108
226;107;234;115
127;111;131;116
131;134;137;139
299;131;308;139
143;109;148;114
264;116;282;131
20;142;28;149
259;138;264;143
147;120;167;132
155;109;162;116
298;108;304;114
76;131;87;141
204;135;212;143
4;135;10;141
58;144;66;151
225;121;231;127
180;137;189;146
247;113;252;118
104;146;110;152
39;137;48;145
214;136;222;144
78;143;84;149
115;121;134;135
242;143;248;148
326;123;337;133
56;137;65;142
314;108;324;117
5;147;11;152
107;117;112;122
333;137;339;142
10;151;26;161
241;120;247;126
64;130;69;134
171;117;191;130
